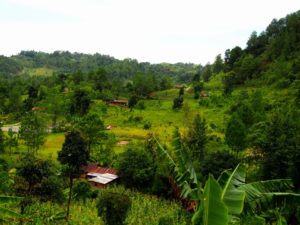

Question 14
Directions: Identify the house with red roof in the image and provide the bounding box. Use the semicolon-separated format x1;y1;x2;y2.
81;163;118;188
110;99;128;107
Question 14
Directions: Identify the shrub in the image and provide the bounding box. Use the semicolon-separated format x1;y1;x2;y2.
158;214;174;225
135;100;146;110
97;192;131;225
117;147;156;191
143;121;152;130
201;150;239;178
199;98;210;107
72;180;92;203
172;96;183;110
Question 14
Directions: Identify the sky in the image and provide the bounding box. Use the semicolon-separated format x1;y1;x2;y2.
0;0;300;64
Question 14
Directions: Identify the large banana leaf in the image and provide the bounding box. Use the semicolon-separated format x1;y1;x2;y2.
154;136;198;195
0;196;22;204
192;175;228;225
218;164;246;215
239;179;300;213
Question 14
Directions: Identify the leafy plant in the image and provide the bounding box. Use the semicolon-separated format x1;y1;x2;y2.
154;136;300;224
96;192;131;225
0;195;22;223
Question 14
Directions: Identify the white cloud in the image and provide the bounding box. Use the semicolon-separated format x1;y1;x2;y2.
1;0;300;63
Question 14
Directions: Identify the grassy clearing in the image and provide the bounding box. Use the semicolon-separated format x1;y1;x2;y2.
39;133;65;159
25;67;55;77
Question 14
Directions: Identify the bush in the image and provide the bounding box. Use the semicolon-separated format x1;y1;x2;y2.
128;115;143;123
135;100;146;110
172;96;183;110
199;98;210;107
72;180;92;203
201;151;239;178
117;147;156;191
97;192;131;225
143;121;152;130
158;214;174;225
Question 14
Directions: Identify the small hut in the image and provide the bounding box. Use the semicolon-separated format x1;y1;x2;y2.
110;99;128;107
81;163;118;188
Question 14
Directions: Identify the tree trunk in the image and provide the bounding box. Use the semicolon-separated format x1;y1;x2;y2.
66;176;73;218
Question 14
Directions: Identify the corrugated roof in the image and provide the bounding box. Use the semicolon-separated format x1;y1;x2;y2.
81;163;118;175
87;173;118;184
112;99;128;103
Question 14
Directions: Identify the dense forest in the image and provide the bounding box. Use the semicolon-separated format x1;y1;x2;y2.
0;10;300;225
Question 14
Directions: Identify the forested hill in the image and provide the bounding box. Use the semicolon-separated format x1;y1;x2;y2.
0;51;199;82
216;9;300;90
0;9;300;87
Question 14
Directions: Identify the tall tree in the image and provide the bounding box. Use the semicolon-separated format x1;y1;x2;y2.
202;64;213;82
256;107;300;187
19;112;46;154
5;128;18;156
186;114;207;162
57;130;89;217
0;124;4;153
213;54;224;74
222;71;235;96
74;112;105;153
45;86;65;127
70;89;91;116
15;154;63;216
225;113;246;155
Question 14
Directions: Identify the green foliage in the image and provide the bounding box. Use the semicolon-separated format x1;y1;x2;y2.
0;195;22;223
192;175;229;225
57;130;89;217
128;95;138;109
222;71;235;96
201;151;239;179
172;95;184;110
5;128;18;155
179;87;184;96
0;160;13;194
248;106;300;187
143;121;152;130
135;100;146;110
72;180;93;203
185;114;207;162
117;146;156;191
58;130;89;174
225;113;247;153
97;191;131;225
70;89;91;116
74;112;105;153
15;154;63;203
213;54;224;74
218;164;246;216
202;63;213;82
19;112;46;153
0;125;4;153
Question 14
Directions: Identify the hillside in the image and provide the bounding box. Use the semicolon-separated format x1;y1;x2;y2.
0;10;300;225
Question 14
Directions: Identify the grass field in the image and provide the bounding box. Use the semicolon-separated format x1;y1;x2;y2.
2;79;285;161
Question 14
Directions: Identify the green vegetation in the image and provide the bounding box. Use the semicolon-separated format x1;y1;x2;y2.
0;10;300;225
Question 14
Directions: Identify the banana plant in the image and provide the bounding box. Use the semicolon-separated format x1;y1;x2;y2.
154;135;300;225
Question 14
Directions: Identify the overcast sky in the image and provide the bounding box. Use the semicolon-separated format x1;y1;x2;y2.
0;0;300;64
